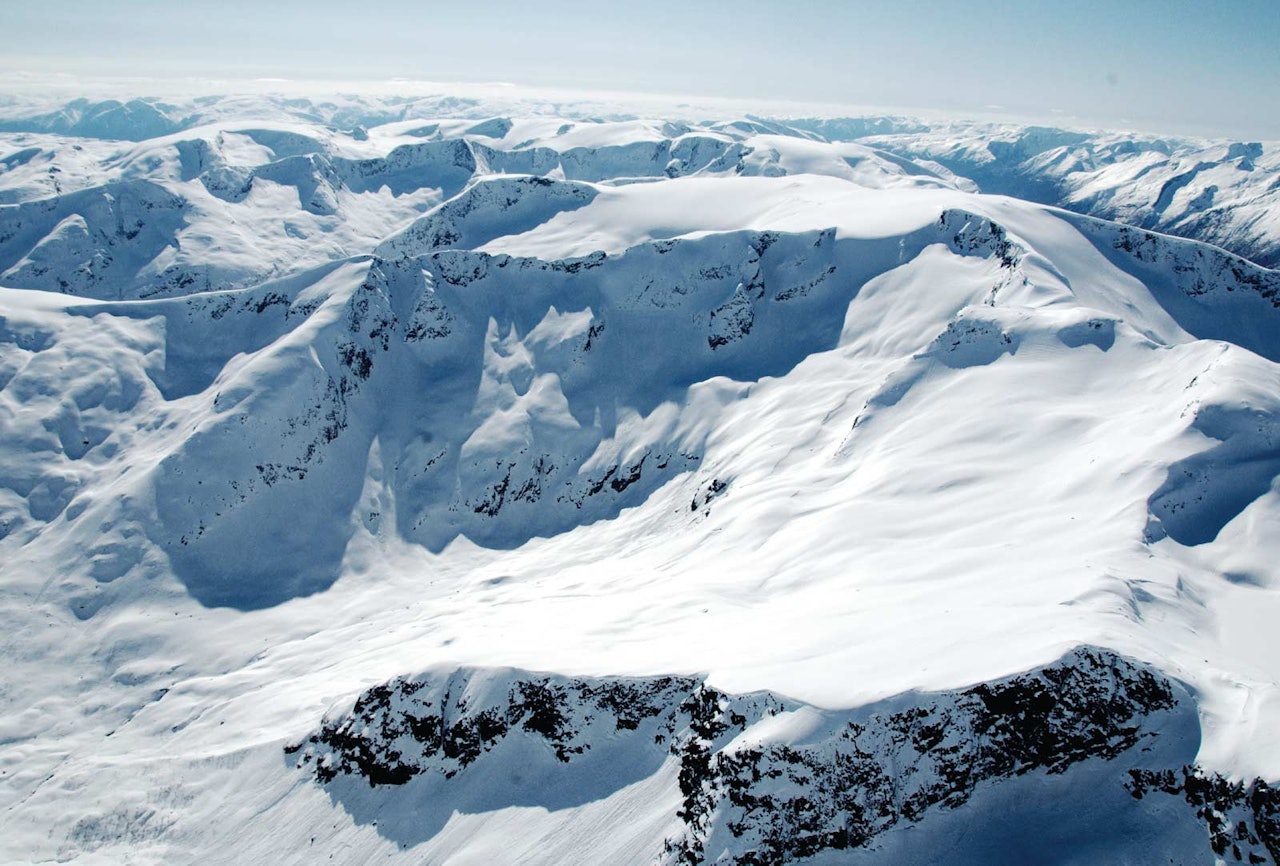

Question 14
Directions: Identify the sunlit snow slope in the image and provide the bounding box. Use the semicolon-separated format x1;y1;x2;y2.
1;97;1279;864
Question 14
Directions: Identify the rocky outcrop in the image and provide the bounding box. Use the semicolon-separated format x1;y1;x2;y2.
288;648;1257;864
1128;767;1280;864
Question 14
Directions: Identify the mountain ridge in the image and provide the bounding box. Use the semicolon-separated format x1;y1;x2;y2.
1;96;1279;863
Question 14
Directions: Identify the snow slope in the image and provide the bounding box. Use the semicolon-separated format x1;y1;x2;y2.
853;122;1280;268
0;97;1279;864
3;93;1276;265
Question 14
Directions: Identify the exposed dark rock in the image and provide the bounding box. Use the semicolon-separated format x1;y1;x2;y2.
289;648;1227;864
1128;767;1280;863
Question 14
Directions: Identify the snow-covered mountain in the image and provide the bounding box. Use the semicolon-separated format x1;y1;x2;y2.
3;94;1276;267
1;94;1279;864
852;122;1280;269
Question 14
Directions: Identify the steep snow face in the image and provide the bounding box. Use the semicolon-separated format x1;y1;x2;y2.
0;101;1279;864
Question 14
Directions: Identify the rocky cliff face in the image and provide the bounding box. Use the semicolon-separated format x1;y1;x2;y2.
290;648;1277;864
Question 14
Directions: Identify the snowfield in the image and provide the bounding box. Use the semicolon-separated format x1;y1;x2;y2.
0;93;1278;864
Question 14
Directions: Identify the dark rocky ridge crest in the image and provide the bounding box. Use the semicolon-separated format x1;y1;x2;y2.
286;647;1274;863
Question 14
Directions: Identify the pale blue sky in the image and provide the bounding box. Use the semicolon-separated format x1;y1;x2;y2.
2;0;1278;138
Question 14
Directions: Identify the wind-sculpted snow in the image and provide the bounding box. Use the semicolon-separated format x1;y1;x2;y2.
1147;371;1280;547
0;292;167;616
288;647;1266;864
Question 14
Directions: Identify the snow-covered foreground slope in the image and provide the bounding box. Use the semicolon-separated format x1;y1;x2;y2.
1;100;1279;864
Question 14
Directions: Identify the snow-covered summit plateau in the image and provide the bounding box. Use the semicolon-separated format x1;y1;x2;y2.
1;94;1279;864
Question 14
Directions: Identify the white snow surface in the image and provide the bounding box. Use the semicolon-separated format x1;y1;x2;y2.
856;122;1280;268
0;96;1278;863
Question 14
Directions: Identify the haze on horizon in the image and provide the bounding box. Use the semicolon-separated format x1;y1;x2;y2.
1;0;1278;139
